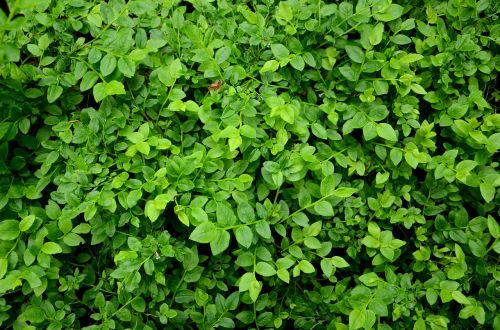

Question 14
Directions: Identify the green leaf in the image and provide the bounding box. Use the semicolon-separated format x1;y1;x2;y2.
298;260;315;273
131;297;146;312
117;57;136;77
248;278;262;302
41;242;62;254
260;60;279;73
487;216;500;238
100;53;117;76
345;45;364;64
0;259;7;279
277;268;290;283
290;56;305;71
190;222;217;243
331;256;349;268
234;226;253;248
105;80;126;96
349;309;366;330
210;230;230;255
63;233;85;246
19;215;35;232
359;272;380;286
215;46;231;64
480;182;495;203
314;200;334;217
390;149;403;165
216;202;237;226
404;152;419;169
373;4;404;22
0;220;20;240
93;82;107;102
369;23;384;46
80;71;99;91
255;221;271;239
376;123;397;142
255;262;276;276
332;187;358;198
47;85;63;103
271;44;290;60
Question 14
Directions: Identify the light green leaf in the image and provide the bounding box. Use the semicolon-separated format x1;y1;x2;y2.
480;182;495;203
349;309;366;330
0;220;20;240
47;85;63;103
100;53;117;76
41;242;62;254
331;256;350;268
255;262;276;276
210;230;230;255
271;44;290;60
314;200;334;217
332;187;358;198
260;60;279;73
19;215;35;232
377;123;397;142
373;4;404;22
189;222;217;243
234;226;253;248
345;45;364;63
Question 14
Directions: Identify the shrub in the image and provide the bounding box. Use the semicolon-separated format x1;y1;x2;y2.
0;0;499;329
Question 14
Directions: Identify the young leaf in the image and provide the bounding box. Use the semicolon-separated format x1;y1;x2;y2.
210;230;230;255
189;222;217;243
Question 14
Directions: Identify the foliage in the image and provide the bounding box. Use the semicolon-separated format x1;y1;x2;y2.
0;0;499;329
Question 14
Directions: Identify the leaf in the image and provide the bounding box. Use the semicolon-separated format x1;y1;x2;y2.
210;230;230;255
216;203;237;226
93;82;107;102
480;182;495;203
487;216;500;238
298;260;315;273
349;309;366;330
345;45;364;64
80;71;99;91
314;201;334;217
255;221;271;239
404;152;419;169
255;262;276;276
189;222;217;243
321;259;333;277
369;23;384;46
19;215;35;232
248;278;262;302
215;46;231;64
390;149;403;165
271;44;289;60
290;56;305;71
234;226;253;248
331;256;349;268
0;220;20;240
373;4;404;22
359;272;380;286
47;85;63;103
131;297;146;312
376;123;397;142
277;268;290;283
100;53;117;76
332;187;358;198
117;57;136;77
105;80;126;96
260;60;279;73
41;242;62;254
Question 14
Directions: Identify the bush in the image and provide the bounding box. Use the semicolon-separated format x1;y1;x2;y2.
0;0;499;329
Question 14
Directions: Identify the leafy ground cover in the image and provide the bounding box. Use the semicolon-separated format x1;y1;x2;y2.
0;0;499;329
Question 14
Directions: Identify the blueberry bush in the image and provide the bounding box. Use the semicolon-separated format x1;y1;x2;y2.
0;0;499;329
